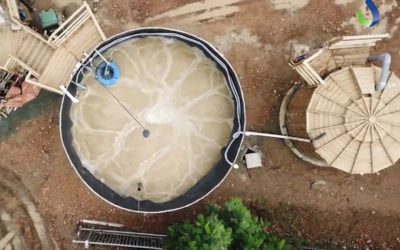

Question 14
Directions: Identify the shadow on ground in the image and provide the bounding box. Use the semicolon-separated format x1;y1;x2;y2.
0;92;61;141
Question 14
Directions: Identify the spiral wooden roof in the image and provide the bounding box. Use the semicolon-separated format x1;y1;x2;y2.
307;66;400;174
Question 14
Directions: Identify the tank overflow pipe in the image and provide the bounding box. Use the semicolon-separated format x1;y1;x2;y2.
368;53;391;91
60;85;79;103
70;80;86;90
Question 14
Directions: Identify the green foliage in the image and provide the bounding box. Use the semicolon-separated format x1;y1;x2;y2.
216;198;267;249
165;214;232;250
166;198;289;250
218;198;288;250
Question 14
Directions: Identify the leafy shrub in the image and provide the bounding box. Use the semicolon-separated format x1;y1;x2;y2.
166;214;232;250
166;198;289;250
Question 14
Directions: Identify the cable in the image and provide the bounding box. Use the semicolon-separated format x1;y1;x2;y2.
76;63;150;138
98;83;150;137
224;131;244;165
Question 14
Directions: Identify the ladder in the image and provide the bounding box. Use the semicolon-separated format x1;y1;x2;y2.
72;220;167;249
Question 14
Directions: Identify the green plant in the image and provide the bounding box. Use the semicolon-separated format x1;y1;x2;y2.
166;198;289;250
166;214;232;250
217;198;283;250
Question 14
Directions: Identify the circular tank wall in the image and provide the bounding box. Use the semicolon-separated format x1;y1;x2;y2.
59;28;246;213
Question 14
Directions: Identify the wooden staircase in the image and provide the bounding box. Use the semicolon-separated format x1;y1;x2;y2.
38;47;78;92
62;18;105;58
2;0;105;95
16;32;54;74
0;27;25;66
48;2;105;52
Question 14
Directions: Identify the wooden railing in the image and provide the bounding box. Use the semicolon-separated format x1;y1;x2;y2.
5;0;19;20
5;0;56;48
48;1;106;46
3;57;64;94
289;34;391;87
289;49;326;86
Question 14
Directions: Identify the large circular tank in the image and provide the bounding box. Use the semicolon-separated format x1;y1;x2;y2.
285;66;400;174
60;28;245;213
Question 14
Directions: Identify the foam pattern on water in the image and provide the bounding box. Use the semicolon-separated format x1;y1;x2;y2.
70;37;234;203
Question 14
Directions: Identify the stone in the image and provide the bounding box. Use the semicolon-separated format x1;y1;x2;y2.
310;180;329;192
291;41;310;58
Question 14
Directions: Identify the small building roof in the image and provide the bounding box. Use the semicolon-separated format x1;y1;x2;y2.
307;66;400;174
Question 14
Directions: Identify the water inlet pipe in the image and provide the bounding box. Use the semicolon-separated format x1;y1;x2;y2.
244;131;311;143
224;131;327;165
368;53;391;91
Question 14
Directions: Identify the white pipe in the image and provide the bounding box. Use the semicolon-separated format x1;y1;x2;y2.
80;219;124;228
369;53;391;91
71;80;86;90
224;131;326;166
94;49;110;65
244;131;311;143
224;131;312;165
60;85;79;103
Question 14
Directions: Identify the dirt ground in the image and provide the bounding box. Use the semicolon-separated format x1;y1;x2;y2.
2;0;400;249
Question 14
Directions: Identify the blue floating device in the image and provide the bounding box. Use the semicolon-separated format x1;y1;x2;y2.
96;62;120;86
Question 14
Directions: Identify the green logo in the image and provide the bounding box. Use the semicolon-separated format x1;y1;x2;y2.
356;0;380;27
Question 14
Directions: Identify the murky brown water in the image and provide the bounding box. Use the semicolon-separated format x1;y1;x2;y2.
70;37;234;203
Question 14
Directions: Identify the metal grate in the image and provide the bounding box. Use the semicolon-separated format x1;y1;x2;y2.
73;220;166;249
